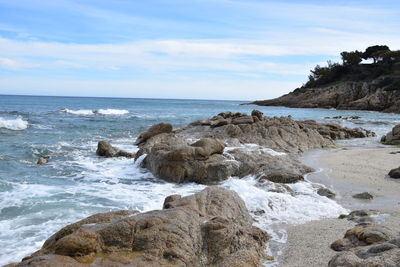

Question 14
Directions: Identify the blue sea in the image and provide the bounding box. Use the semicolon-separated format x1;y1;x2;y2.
1;94;400;265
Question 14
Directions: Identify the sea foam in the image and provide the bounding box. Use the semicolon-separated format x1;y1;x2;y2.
0;117;28;130
61;108;129;116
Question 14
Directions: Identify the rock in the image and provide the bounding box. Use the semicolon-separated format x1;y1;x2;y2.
352;192;374;200
317;188;336;198
251;110;264;120
389;167;400;178
36;156;49;165
134;122;173;145
177;114;374;154
259;173;304;184
96;141;135;158
346;210;380;223
249;80;400;114
329;230;400;267
231;115;254;125
382;124;400;145
330;224;396;251
134;112;373;184
14;187;269;267
142;137;235;184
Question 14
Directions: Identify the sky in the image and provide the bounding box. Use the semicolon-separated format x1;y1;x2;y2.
0;0;400;100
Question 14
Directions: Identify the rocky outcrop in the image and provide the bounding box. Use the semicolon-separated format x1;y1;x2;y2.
329;210;400;267
329;224;400;267
180;112;374;154
96;141;135;158
15;187;269;267
381;124;400;145
331;224;396;251
249;80;400;113
134;112;374;184
389;167;400;178
134;122;173;145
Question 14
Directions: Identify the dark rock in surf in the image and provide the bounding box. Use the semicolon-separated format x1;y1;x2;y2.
317;188;336;198
134;122;173;145
36;156;49;165
96;141;135;158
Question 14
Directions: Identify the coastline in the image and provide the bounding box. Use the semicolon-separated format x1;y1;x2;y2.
280;145;400;266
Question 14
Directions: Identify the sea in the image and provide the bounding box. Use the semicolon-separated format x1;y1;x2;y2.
1;94;400;265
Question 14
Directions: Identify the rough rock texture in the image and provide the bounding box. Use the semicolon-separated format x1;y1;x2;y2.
389;167;400;178
329;225;400;267
381;124;400;145
180;113;374;154
250;80;400;113
134;112;374;184
329;209;400;267
330;224;396;251
134;122;173;145
96;141;135;158
15;187;269;267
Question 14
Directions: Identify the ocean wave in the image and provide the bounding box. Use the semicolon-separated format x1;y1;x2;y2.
96;109;129;115
60;108;129;116
0;117;28;130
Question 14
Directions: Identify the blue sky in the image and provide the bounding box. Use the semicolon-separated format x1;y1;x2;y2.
0;0;399;100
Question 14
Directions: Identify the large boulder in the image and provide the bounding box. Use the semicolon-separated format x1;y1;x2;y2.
330;224;396;251
142;138;237;184
381;124;400;145
96;141;135;158
15;187;269;267
329;226;400;267
135;123;173;145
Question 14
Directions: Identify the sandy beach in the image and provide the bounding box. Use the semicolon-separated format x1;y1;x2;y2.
280;146;400;267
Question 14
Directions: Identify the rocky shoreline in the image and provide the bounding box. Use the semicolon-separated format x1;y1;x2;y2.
248;80;400;113
11;110;397;267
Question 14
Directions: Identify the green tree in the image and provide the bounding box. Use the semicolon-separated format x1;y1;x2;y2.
362;45;390;63
340;51;362;66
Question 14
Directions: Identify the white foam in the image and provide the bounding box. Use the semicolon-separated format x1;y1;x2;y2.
0;116;28;130
221;176;347;226
61;108;129;116
61;108;94;115
225;144;287;156
96;109;129;115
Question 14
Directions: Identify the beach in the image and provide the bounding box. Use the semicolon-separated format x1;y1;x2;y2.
280;146;400;266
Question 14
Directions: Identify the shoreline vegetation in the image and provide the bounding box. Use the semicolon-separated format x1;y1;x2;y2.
9;110;400;266
248;45;400;114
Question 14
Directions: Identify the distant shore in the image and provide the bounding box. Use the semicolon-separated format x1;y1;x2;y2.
280;146;400;266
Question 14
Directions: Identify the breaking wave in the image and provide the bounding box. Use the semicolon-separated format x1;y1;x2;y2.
0;117;28;130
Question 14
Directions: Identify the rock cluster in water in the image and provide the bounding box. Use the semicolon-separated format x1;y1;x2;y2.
12;187;269;267
18;110;379;267
134;111;374;184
